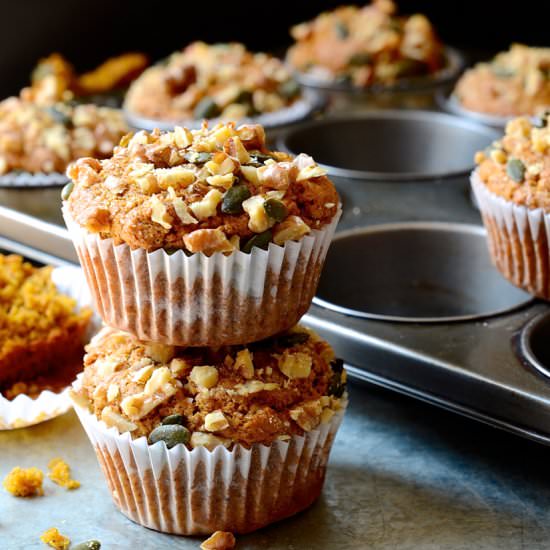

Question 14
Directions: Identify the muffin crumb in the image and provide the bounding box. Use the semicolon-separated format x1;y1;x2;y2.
3;466;44;497
48;458;80;490
201;531;236;550
40;527;70;550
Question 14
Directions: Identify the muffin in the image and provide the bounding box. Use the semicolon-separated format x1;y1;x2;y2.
471;114;550;299
124;42;309;129
454;44;550;118
62;122;341;346
71;324;347;535
0;97;128;179
22;52;149;107
287;0;445;89
0;257;94;429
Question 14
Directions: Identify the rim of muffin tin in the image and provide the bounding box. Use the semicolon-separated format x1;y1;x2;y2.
0;171;69;188
123;88;325;132
436;89;517;129
278;110;499;181
519;311;550;380
290;46;465;95
313;222;534;323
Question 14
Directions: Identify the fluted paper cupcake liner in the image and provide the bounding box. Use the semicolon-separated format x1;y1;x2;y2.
0;171;69;188
63;206;340;346
71;384;346;536
0;266;100;430
471;170;550;300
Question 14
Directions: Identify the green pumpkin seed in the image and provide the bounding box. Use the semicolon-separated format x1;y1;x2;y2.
161;414;186;426
277;332;310;348
61;181;74;201
278;80;301;100
221;185;251;215
264;199;288;222
45;106;73;128
246;151;274;167
72;541;101;550
335;21;349;39
184;151;213;164
348;53;372;66
193;97;221;120
148;424;190;448
506;157;526;183
235;89;253;105
242;230;272;254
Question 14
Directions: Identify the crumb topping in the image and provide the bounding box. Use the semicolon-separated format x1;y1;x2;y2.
48;458;80;490
475;115;550;209
74;325;346;448
3;466;44;497
40;527;70;550
125;42;301;122
65;122;339;254
455;44;550;117
0;97;128;174
287;0;444;87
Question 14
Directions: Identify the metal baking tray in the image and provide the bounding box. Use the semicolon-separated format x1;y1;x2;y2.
1;110;550;446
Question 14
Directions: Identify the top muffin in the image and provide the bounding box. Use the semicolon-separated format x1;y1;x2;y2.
124;42;302;123
455;44;550;117
474;115;550;209
65;122;339;254
287;0;444;88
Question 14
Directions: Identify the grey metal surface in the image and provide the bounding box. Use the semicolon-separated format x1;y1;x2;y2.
315;223;532;323
4;382;550;549
519;311;550;381
278;111;499;181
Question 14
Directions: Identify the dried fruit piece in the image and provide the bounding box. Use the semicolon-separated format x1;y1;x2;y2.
201;531;236;550
40;527;70;550
3;466;44;497
48;458;80;490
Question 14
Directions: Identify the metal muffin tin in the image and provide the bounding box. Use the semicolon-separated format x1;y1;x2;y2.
1;110;550;445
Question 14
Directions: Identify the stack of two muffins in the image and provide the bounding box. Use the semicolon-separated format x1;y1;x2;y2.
62;122;345;536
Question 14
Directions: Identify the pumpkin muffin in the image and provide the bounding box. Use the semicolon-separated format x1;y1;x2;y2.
62;122;340;346
71;324;346;535
287;0;445;89
0;97;128;176
454;44;550;118
124;42;304;127
0;254;92;398
472;114;550;298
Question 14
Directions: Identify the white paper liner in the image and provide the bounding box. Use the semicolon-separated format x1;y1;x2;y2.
123;89;324;133
471;170;550;299
0;266;100;430
71;380;346;535
0;171;69;188
63;206;341;346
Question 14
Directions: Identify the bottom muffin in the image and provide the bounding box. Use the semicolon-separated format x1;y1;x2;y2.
71;325;347;535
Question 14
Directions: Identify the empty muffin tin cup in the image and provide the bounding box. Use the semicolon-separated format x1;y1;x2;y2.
519;311;550;380
278;111;498;181
313;222;533;323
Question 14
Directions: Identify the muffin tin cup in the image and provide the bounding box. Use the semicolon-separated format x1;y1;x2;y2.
63;206;341;346
471;170;550;300
71;385;346;536
0;266;98;430
0;171;68;188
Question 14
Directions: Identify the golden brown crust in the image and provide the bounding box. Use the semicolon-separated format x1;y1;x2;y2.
0;97;128;174
125;42;301;122
287;0;444;87
475;116;550;210
65;122;339;254
455;44;550;117
76;325;346;447
0;254;91;394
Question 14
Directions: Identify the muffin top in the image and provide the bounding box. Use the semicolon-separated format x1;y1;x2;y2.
0;97;128;174
454;44;550;117
124;42;302;122
287;0;444;88
65;122;339;254
73;325;347;449
475;115;550;209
